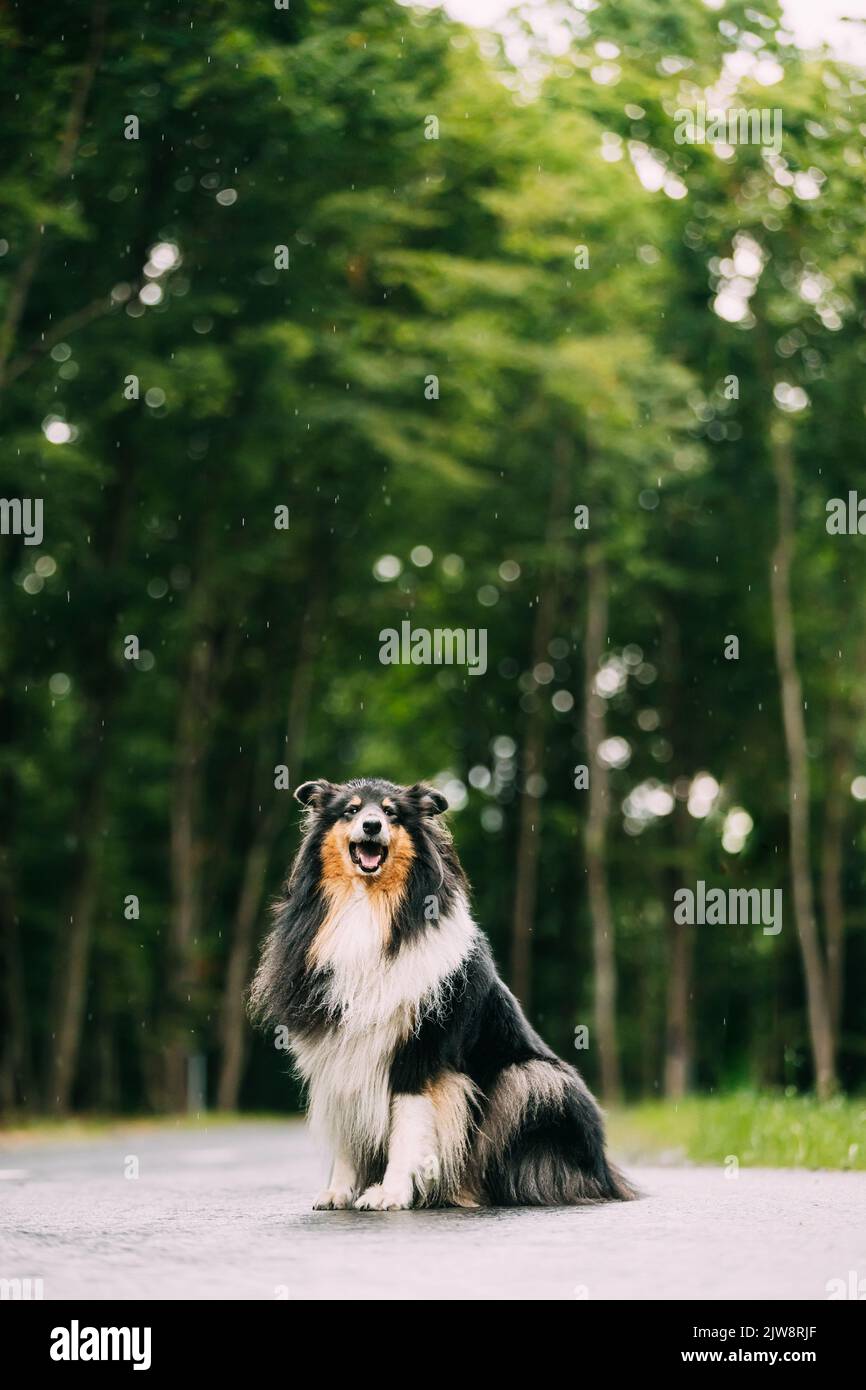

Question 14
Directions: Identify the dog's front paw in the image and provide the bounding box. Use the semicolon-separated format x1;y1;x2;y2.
313;1187;355;1210
354;1182;413;1211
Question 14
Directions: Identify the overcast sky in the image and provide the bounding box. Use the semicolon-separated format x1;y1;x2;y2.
438;0;866;65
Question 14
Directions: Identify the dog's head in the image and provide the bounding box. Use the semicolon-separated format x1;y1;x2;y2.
294;777;448;888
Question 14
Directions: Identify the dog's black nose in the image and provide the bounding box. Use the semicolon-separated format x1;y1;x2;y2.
362;818;382;836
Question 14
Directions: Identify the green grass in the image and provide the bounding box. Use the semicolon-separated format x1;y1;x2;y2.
607;1092;866;1170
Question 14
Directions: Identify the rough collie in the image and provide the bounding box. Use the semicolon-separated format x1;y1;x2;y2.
250;777;633;1210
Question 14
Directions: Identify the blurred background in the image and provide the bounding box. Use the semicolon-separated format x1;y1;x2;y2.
1;0;865;1165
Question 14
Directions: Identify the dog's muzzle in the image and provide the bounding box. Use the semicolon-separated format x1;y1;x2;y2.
349;839;389;874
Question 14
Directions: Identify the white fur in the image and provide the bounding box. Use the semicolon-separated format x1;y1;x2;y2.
355;1094;438;1210
292;1010;405;1156
291;890;477;1163
318;885;476;1034
313;1149;358;1210
428;1069;480;1198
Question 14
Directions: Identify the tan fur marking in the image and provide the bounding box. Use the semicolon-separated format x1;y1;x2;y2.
453;1187;481;1209
424;1070;480;1202
319;822;351;886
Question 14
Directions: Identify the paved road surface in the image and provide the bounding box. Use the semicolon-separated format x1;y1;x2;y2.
1;1120;863;1300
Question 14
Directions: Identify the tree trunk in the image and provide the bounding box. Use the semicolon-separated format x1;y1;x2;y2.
821;724;848;1046
216;570;324;1110
216;832;274;1111
0;875;30;1112
510;434;571;1011
510;711;546;1014
819;633;866;1048
50;741;114;1111
769;421;835;1098
661;617;693;1099
664;871;694;1099
162;633;214;1111
0;544;32;1111
583;546;621;1103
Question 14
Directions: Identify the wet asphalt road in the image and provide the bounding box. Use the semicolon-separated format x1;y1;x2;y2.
1;1120;864;1300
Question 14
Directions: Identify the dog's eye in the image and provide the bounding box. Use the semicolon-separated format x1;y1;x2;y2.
384;805;397;819
343;807;357;819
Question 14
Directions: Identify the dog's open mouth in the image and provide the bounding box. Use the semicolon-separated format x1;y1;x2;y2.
349;840;389;874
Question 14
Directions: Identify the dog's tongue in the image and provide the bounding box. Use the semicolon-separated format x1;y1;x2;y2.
359;846;382;870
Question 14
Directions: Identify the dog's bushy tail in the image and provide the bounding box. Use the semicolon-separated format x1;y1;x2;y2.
476;1059;636;1206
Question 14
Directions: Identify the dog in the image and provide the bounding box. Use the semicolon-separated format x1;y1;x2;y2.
249;777;634;1210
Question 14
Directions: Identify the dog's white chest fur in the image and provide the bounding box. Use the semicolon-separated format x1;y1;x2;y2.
290;887;476;1156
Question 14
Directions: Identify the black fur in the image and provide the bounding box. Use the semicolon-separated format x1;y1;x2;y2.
388;937;632;1203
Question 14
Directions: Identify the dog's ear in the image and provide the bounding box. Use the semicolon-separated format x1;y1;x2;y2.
294;779;335;809
409;783;448;816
